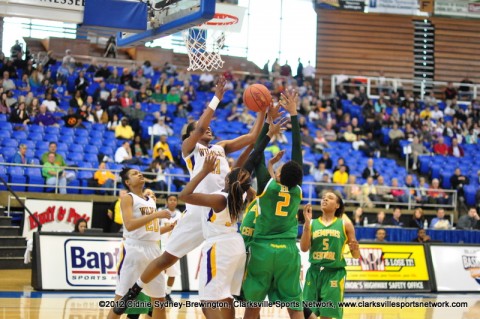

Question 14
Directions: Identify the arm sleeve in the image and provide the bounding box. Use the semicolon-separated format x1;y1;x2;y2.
290;115;303;169
243;133;271;176
252;123;271;194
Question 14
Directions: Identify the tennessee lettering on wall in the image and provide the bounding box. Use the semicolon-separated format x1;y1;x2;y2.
23;199;93;239
343;243;431;292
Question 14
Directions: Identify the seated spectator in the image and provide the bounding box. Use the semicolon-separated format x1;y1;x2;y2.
107;114;121;131
444;81;457;105
409;208;426;229
433;136;449;156
198;72;214;91
131;135;148;158
344;175;362;203
63;107;83;128
375;175;391;202
427;178;449;205
341;125;357;142
332;165;348;185
318;152;333;170
93;162;116;194
322;122;337;141
457;207;479;230
411;136;429;170
374;211;386;225
166;87;181;104
450;168;469;199
33;104;58;127
430;105;444;121
416;176;429;203
9;102;30;125
313;130;330;152
465;128;478;144
375;228;387;242
74;218;88;234
239;108;255;127
11;144;29;164
115;117;135;140
360;132;380;158
143;161;168;194
411;228;431;243
387;207;404;227
310;162;332;183
93;102;109;124
361;177;380;208
152;135;174;162
423;91;437;107
390;178;408;203
42;152;67;194
333;157;350;174
352;207;364;226
388;122;405;154
429;208;451;229
448;138;464;157
362;158;380;180
114;141;141;164
2;71;16;91
151;117;173;137
419;107;432;120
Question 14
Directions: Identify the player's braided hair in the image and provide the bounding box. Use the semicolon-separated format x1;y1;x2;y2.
227;167;251;222
119;167;133;191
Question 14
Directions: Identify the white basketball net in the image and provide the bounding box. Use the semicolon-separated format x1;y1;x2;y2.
183;14;237;71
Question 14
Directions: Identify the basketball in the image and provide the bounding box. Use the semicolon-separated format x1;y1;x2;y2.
243;84;272;112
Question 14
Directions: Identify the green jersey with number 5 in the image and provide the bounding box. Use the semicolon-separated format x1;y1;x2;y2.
308;217;347;268
253;178;302;240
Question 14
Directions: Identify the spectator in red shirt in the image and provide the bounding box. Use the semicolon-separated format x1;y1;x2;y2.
448;138;464;157
433;136;449;156
427;178;449;205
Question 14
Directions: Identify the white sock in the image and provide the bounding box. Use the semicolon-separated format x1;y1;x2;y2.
166;285;172;294
136;278;145;288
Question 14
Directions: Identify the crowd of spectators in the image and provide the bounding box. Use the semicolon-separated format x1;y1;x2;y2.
0;46;479;227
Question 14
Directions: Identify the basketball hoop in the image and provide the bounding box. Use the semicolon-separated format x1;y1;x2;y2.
183;13;238;72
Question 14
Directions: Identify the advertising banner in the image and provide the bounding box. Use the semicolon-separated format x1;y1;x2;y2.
430;245;480;292
368;0;419;15
316;0;365;11
435;0;480;18
343;243;431;292
23;199;93;240
0;0;84;23
38;234;121;290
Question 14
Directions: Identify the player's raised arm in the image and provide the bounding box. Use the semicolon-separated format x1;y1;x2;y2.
178;155;227;212
280;89;302;175
182;76;226;157
267;149;285;180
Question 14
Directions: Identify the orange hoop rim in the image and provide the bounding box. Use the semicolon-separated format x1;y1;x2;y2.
203;13;239;26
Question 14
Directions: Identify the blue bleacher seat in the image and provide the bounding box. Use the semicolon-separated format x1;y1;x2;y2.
43;134;59;143
67;152;84;163
74;136;89;145
28;125;44;134
44;126;60;135
84;146;99;154
83;153;99;165
60;127;75;137
28;132;44;142
1;138;18;148
0;166;7;190
0;147;16;160
66;179;81;194
7;166;26;192
26;167;44;192
0;122;13;132
75;128;89;137
11;130;27;140
0;130;11;139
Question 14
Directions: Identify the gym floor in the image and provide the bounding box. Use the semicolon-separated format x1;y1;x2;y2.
0;270;479;319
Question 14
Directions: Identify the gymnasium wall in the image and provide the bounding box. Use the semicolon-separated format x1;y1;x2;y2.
315;9;480;95
431;16;480;84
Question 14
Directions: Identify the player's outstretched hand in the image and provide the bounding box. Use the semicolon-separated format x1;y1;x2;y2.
156;209;172;219
202;155;218;174
348;240;359;252
267;101;284;123
303;203;313;226
269;149;285;166
266;116;288;138
214;76;227;100
279;89;298;116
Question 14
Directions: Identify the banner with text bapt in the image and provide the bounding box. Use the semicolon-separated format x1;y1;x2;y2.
344;243;431;292
435;0;480;18
430;245;480;292
23;199;93;240
316;0;365;11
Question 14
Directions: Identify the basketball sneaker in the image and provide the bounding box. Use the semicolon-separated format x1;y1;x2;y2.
113;283;142;315
165;294;172;302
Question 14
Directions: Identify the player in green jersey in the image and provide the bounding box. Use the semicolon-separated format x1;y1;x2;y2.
243;90;305;319
300;191;360;319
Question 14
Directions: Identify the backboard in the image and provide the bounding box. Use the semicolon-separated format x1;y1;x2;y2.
116;0;216;47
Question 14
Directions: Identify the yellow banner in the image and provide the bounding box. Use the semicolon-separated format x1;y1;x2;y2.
344;244;430;282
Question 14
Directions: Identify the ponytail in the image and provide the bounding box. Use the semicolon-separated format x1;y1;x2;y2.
226;168;251;222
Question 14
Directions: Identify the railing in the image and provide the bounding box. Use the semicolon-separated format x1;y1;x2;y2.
330;74;479;102
0;162;457;211
301;181;457;211
0;162;186;196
